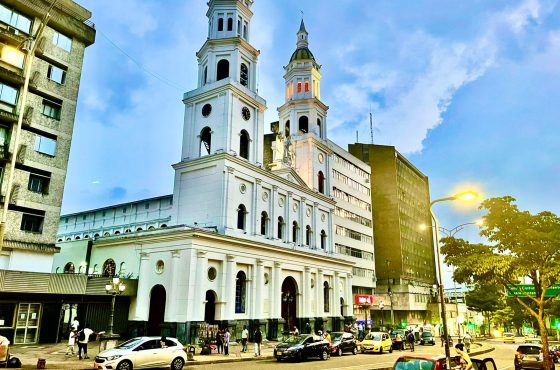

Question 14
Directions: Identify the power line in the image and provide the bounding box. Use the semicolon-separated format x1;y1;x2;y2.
97;29;187;92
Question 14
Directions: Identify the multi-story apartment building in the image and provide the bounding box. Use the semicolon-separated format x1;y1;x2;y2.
349;143;436;327
329;142;376;320
0;0;95;270
0;0;96;345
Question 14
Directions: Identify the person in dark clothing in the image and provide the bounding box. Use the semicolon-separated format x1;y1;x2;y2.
407;331;415;352
254;328;263;357
216;330;223;354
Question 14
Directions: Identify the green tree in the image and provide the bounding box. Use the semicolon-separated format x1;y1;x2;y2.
465;283;503;335
441;196;560;370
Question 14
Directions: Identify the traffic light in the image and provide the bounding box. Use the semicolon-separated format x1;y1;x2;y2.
401;321;407;328
467;322;475;330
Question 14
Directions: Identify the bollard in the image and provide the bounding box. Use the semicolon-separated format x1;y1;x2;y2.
37;358;46;369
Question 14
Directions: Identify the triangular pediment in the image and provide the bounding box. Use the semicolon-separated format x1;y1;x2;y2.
271;167;309;189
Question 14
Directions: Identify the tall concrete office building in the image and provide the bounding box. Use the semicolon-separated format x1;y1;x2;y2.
349;143;436;327
0;0;95;271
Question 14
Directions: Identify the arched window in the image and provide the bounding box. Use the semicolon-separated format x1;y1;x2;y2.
216;59;229;81
320;230;327;249
203;66;208;85
277;216;284;239
102;259;116;277
285;120;291;137
292;221;299;243
160;224;168;228
114;231;121;235
243;24;247;39
305;81;309;92
57;238;62;242
200;127;212;156
119;262;126;276
305;225;312;246
299;116;309;133
237;204;246;230
125;229;131;233
94;233;100;238
227;17;233;31
260;211;269;236
297;82;302;93
93;264;99;274
340;297;345;316
235;271;247;313
218;18;224;31
240;63;248;87
136;228;143;232
103;232;110;237
239;130;250;160
318;171;325;194
75;236;81;240
317;118;322;138
64;262;75;274
323;281;330;312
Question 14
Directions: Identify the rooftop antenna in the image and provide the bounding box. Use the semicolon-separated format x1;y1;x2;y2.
369;111;374;144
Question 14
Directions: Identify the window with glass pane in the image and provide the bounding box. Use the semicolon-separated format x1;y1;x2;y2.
42;100;61;120
14;303;40;344
52;31;72;52
1;45;24;68
0;83;17;106
0;4;31;34
28;174;49;194
34;135;56;156
21;214;44;233
47;65;66;84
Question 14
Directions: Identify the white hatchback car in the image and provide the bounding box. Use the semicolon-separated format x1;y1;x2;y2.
94;336;187;370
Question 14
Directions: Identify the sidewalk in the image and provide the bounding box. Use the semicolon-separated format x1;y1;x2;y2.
9;341;276;369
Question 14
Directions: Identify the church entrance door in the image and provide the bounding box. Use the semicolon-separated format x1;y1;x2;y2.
281;277;298;333
147;284;166;336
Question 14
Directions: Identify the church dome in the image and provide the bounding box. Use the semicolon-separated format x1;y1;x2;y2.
290;47;315;63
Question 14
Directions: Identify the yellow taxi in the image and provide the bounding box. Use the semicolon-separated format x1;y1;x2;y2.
359;332;393;354
503;332;515;343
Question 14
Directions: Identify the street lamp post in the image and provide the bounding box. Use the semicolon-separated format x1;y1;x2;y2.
379;301;384;328
105;277;126;337
282;291;294;333
430;191;478;370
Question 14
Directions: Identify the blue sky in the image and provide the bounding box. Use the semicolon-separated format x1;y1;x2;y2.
65;0;560;238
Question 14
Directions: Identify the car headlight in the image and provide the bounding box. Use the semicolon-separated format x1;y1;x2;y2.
106;355;122;361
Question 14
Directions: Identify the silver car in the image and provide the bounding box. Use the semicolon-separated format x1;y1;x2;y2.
94;336;187;370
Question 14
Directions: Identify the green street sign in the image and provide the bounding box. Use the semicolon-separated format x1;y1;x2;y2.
507;284;560;298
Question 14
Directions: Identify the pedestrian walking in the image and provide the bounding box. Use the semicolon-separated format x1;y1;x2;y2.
407;331;415;352
77;327;94;359
223;328;231;356
463;332;472;353
455;343;473;370
293;326;299;336
241;326;248;352
71;317;80;331
254;327;262;357
216;330;223;354
395;333;403;351
65;330;77;355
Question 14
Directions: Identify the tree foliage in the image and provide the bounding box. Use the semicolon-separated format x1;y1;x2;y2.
465;283;503;334
441;196;560;369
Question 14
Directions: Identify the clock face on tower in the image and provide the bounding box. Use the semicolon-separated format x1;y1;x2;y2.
241;106;251;121
202;103;212;117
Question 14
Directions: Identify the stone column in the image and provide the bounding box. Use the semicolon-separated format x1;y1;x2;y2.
272;262;282;318
271;186;278;239
313;202;319;249
286;192;292;243
303;267;311;318
222;167;235;231
299;197;305;247
167;250;182;321
254;259;264;319
194;251;208;321
346;273;354;318
224;255;237;320
333;272;341;317
133;252;151;321
316;269;323;317
252;179;261;235
328;210;334;253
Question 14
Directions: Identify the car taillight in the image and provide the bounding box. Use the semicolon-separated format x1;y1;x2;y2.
183;347;188;353
515;351;523;359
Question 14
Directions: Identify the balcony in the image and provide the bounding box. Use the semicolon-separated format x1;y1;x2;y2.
0;64;24;86
0;108;17;124
0;23;26;46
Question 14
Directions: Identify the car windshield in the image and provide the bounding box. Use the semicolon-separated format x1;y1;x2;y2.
504;333;514;337
333;334;343;341
422;332;433;338
115;338;143;349
365;333;382;341
394;358;435;370
283;336;305;345
518;346;541;355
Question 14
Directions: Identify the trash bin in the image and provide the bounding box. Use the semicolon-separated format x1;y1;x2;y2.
37;358;46;369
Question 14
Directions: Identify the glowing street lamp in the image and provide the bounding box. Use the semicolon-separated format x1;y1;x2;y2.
105;277;126;336
430;191;479;370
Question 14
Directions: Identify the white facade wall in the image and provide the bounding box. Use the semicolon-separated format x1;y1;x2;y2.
2;250;54;273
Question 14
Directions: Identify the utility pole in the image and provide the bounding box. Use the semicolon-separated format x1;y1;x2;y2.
0;0;58;252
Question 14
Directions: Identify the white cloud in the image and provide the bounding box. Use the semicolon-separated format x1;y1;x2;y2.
327;0;555;154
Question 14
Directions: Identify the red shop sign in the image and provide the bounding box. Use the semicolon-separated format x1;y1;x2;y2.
355;295;374;305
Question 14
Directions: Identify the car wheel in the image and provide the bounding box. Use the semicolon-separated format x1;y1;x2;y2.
380;347;383;354
297;352;304;362
171;357;184;370
276;357;282;362
337;348;343;357
321;349;329;360
352;347;358;355
361;349;365;354
116;360;133;370
389;346;393;353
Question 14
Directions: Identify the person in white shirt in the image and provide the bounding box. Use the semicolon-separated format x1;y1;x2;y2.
71;317;79;331
241;326;249;352
66;330;77;355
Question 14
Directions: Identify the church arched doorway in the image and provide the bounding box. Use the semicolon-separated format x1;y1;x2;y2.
147;284;166;336
281;277;298;333
204;290;217;323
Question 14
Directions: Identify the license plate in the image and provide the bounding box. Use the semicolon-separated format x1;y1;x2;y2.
276;351;282;356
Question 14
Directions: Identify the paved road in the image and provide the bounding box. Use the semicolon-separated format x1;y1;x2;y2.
185;340;556;370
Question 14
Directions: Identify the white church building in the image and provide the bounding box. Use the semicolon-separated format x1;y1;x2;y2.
54;0;376;343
